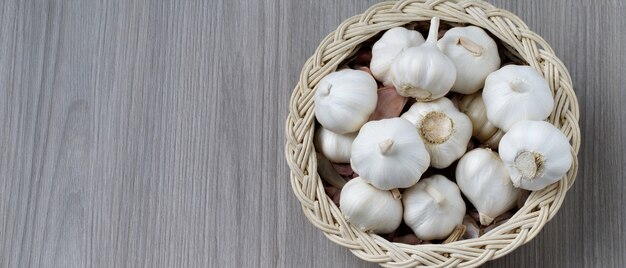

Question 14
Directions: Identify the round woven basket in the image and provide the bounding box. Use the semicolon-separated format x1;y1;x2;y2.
284;0;580;267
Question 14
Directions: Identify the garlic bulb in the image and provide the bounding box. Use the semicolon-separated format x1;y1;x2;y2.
401;97;472;168
438;26;501;94
339;177;403;234
403;175;466;240
351;118;430;190
314;69;378;134
482;65;554;131
455;92;505;149
499;120;573;191
456;148;520;225
390;17;456;100
370;27;425;85
314;127;356;163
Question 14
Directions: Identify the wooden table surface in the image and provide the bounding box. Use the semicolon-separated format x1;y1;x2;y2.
1;1;624;267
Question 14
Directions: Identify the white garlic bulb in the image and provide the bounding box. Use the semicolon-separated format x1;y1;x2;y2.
370;27;425;85
401;97;472;168
455;92;505;149
403;175;466;240
351;118;430;190
390;17;456;101
314;127;356;163
499;120;573;191
340;177;403;234
314;69;378;134
482;65;554;131
438;26;501;94
456;148;521;225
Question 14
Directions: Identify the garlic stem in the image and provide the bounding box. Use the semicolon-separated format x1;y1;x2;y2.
514;151;545;180
509;79;526;93
443;225;467;244
378;139;395;155
455;36;485;56
426;17;440;44
391;189;402;200
319;82;332;96
479;213;495;226
424;183;445;204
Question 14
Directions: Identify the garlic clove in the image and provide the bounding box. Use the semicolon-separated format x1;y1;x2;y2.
499;120;573;191
402;175;466;240
482;65;554;132
368;85;408;121
314;127;357;163
456;148;521;226
351;118;430;190
314;69;378;134
331;163;354;178
324;186;341;207
351;48;372;67
316;153;347;189
339;177;403;234
455;92;504;149
437;26;501;94
517;190;530;208
392;233;422;245
401;97;472;168
461;215;480;240
390;17;457;101
371;27;425;85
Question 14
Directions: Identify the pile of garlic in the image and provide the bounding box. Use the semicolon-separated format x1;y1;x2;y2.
313;17;573;244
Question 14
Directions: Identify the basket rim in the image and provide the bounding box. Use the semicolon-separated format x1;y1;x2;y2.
284;0;580;267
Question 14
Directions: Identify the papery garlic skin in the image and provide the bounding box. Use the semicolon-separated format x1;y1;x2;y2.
340;177;403;234
401;97;472;168
371;27;425;85
456;148;520;225
438;26;501;94
482;65;554;131
403;175;466;240
499;120;573;191
390;17;456;101
314;127;356;163
455;92;505;149
314;69;378;134
351;118;430;190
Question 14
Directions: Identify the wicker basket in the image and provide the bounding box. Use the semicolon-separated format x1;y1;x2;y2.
284;0;580;267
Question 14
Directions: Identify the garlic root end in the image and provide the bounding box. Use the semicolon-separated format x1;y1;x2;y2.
514;151;545;181
420;111;453;144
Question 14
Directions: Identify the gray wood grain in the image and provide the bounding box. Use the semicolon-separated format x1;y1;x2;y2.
0;0;623;267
